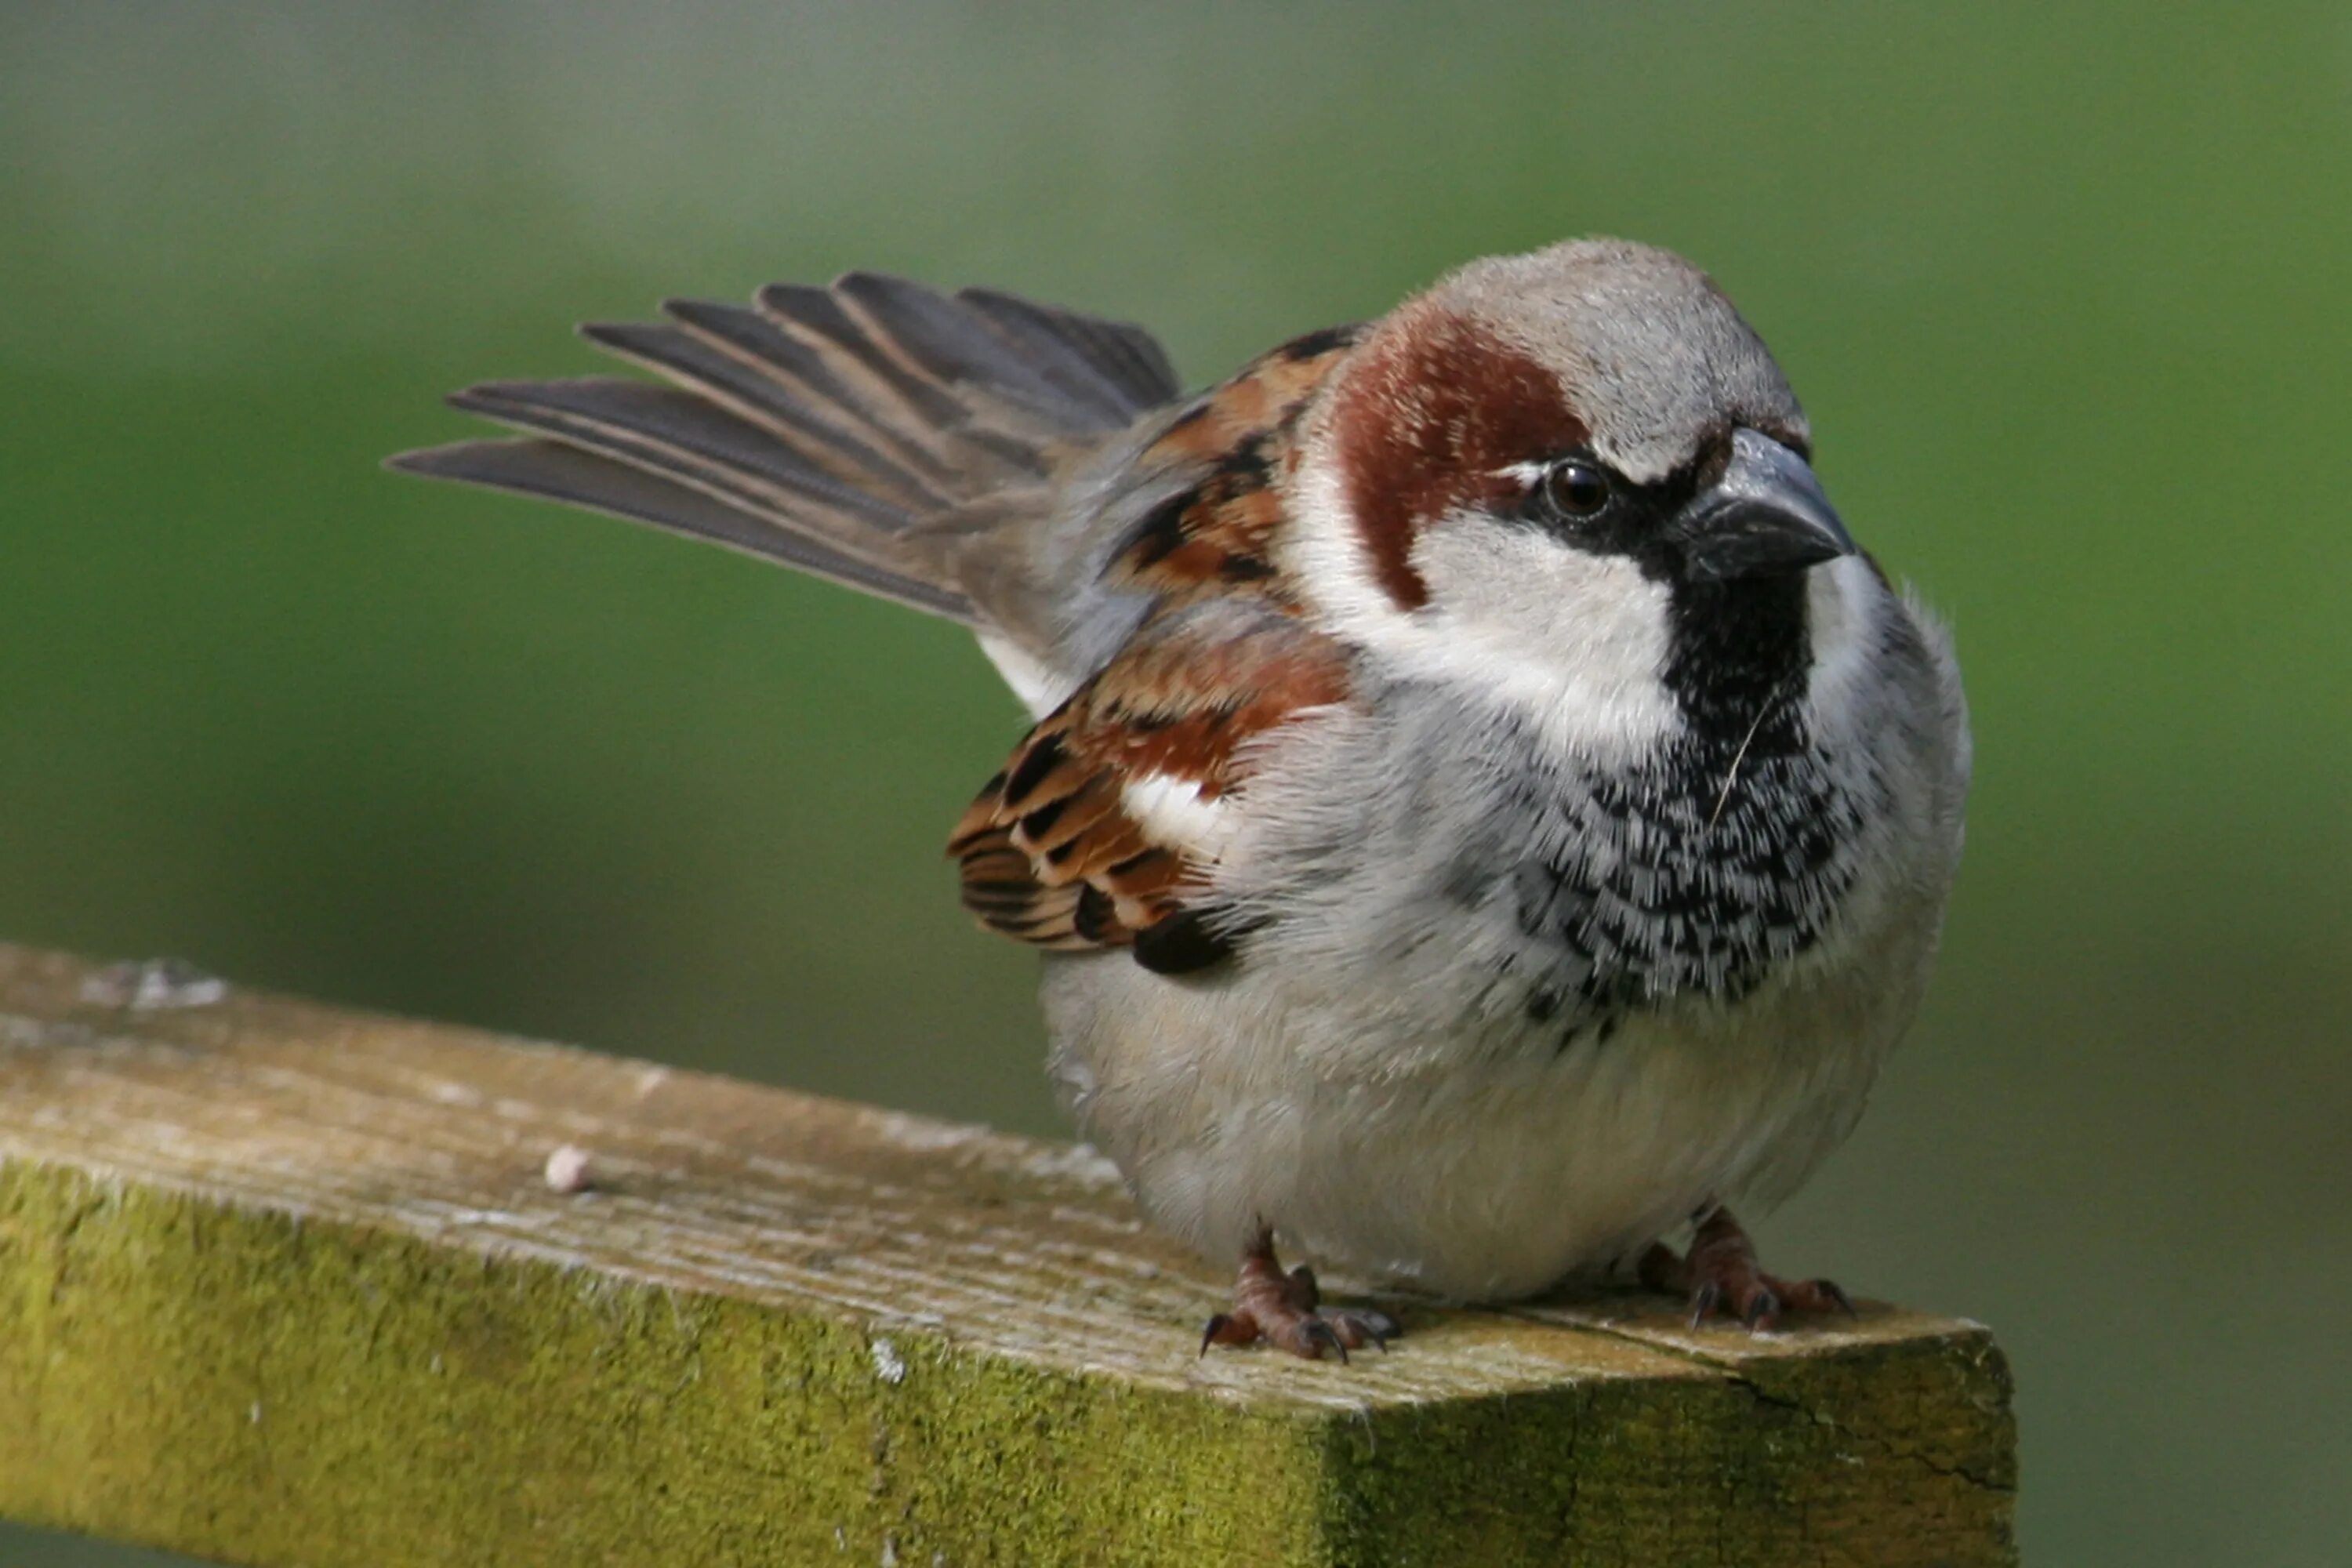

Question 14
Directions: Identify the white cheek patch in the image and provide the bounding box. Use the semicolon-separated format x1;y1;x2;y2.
1285;457;1679;764
1414;521;1681;760
1122;772;1240;860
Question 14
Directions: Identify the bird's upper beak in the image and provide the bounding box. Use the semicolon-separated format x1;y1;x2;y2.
1671;428;1857;581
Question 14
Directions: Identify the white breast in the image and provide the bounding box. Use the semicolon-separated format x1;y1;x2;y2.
1041;903;1934;1299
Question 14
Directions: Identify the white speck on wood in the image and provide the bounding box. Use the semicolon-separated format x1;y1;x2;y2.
544;1144;593;1193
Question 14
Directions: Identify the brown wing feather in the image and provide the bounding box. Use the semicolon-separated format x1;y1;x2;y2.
950;321;1374;968
949;324;1365;967
1110;325;1364;605
951;602;1356;963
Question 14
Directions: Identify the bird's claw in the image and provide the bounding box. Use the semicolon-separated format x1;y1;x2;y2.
1197;1225;1403;1362
1644;1210;1857;1334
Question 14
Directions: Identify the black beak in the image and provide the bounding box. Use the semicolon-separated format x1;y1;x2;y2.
1671;428;1857;582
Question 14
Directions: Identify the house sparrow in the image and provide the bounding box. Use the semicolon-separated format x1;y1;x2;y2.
390;238;1969;1359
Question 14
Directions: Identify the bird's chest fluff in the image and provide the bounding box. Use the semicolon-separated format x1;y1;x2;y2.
1047;688;1917;1298
1491;725;1861;1043
1211;688;1875;1062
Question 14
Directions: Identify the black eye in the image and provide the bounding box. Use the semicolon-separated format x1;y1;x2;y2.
1543;459;1610;518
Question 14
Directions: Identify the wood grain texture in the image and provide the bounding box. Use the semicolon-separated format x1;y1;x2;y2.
0;944;2016;1566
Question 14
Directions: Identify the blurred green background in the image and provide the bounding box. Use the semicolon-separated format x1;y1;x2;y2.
2;2;2347;1563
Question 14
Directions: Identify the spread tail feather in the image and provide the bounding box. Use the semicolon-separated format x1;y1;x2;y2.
387;274;1183;624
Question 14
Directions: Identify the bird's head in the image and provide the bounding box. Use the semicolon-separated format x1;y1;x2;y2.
1289;238;1865;752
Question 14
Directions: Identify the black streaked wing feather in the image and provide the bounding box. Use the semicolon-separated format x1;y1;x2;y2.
580;319;942;506
754;282;1056;482
955;288;1181;412
387;438;972;621
834;271;1131;427
394;273;1185;637
443;379;919;560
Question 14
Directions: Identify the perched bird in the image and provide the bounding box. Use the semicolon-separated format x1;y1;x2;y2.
390;239;1969;1359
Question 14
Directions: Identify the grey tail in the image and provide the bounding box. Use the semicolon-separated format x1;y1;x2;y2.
386;273;1184;624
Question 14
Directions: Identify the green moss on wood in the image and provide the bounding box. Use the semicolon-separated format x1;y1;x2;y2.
0;1163;1328;1566
0;1160;2013;1567
0;944;2015;1566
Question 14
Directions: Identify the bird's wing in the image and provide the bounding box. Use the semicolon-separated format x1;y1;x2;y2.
949;599;1352;972
949;325;1367;971
388;274;1183;625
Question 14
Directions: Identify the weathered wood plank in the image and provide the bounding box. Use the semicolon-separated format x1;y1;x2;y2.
0;944;2016;1566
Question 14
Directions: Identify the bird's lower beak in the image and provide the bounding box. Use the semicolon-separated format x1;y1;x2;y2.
1672;428;1857;581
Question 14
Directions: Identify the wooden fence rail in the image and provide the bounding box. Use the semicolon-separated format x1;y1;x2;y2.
0;944;2014;1566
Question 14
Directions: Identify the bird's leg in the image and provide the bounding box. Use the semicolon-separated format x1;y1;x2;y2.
1638;1207;1854;1331
1200;1224;1400;1362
